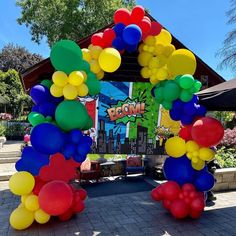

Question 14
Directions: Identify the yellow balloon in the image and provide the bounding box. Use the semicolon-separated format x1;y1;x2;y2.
52;71;68;87
25;195;39;212
199;148;215;161
192;159;205;171
155;29;172;45
9;172;35;196
90;59;101;74
90;45;103;59
138;51;153;67
10;207;34;230
163;44;176;57
186;140;199;152
167;49;197;77
50;84;63;97
141;67;151;79
150;76;159;85
21;194;29;204
158;55;168;67
88;44;93;50
98;48;121;73
165;136;186;158
138;43;144;53
63;84;78;100
34;209;50;224
82;48;92;62
18;203;25;209
192;150;199;157
156;68;168;81
81;71;87;82
186;152;193;159
154;43;165;55
144;35;156;46
148;57;159;69
68;71;85;86
77;84;89;97
96;70;104;80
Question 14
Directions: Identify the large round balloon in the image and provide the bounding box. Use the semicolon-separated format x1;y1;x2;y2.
194;170;215;192
98;48;121;72
167;49;197;77
9;171;35;196
165;136;186;158
163;156;195;186
38;181;73;216
30;123;65;155
191;117;224;147
55;100;89;131
122;24;142;45
30;85;50;105
50;40;83;74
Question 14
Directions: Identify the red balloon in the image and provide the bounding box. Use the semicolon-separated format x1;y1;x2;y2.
191;117;224;147
163;181;181;201
130;5;145;23
189;191;197;200
77;188;87;201
170;199;189;219
114;8;131;25
103;28;116;45
38;181;73;216
149;21;162;36
182;183;196;193
32;176;47;195
72;194;85;213
179;125;192;141
162;199;172;210
189;209;202;219
138;18;151;34
58;208;74;221
190;197;205;212
91;33;105;48
151;186;164;201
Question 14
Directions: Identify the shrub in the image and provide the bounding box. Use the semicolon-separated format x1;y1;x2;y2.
220;127;236;148
215;147;236;168
0;124;5;136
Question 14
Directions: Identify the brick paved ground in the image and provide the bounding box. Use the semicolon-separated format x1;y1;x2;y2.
0;180;236;236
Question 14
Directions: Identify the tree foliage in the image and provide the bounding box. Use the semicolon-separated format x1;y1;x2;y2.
0;44;43;74
218;0;236;71
0;69;32;118
212;111;235;128
16;0;136;46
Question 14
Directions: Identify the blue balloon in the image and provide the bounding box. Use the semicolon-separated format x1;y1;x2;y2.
77;143;91;156
30;85;50;105
163;156;195;186
122;24;142;45
169;109;181;121
48;94;64;104
196;105;207;116
172;99;184;111
32;105;40;113
194;170;215;192
62;143;76;159
112;37;126;51
82;135;93;146
113;23;125;36
31;123;65;155
38;102;56;117
181;114;194;125
73;154;86;163
183;102;197;116
15;146;49;176
191;95;199;104
126;43;138;53
69;129;83;144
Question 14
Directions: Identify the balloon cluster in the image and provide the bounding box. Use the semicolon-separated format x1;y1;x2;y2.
9;39;97;230
152;75;202;110
151;181;205;219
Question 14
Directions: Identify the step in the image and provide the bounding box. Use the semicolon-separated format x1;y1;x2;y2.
0;151;21;158
0;163;16;181
0;157;19;164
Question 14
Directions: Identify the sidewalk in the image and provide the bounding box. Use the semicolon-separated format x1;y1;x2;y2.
0;179;236;236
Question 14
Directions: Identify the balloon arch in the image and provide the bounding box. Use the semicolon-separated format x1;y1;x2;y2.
9;6;224;230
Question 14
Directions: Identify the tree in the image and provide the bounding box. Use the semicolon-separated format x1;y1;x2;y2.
218;0;236;71
0;44;43;74
212;111;235;128
0;69;32;118
16;0;136;46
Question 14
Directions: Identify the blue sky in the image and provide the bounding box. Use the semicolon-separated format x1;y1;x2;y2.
0;0;235;80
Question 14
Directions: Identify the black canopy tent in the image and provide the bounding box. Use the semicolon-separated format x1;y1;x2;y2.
197;78;236;111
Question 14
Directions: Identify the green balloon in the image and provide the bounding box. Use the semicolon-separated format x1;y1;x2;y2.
179;74;194;89
180;90;193;102
82;116;93;130
163;82;180;101
28;112;45;126
86;73;101;96
55;100;89;131
79;60;90;73
154;87;164;103
50;40;82;74
40;79;53;89
193;80;202;92
162;100;172;110
174;75;182;85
